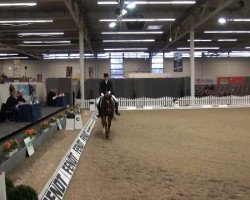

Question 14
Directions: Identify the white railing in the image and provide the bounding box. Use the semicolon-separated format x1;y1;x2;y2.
76;95;250;109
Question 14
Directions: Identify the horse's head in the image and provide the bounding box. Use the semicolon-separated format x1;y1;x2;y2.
101;92;114;116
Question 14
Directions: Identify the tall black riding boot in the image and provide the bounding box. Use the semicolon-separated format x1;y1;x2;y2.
97;104;101;118
115;102;121;115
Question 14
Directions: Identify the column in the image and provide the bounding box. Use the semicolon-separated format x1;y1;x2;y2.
190;30;195;99
79;16;85;101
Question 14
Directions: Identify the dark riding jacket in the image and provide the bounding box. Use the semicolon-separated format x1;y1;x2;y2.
99;80;113;95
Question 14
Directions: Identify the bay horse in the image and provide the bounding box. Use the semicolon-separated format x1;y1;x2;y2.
100;92;114;139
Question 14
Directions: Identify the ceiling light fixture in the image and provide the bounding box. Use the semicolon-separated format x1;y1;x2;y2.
0;57;28;60
98;1;196;5
126;2;136;9
218;17;227;24
109;22;116;28
187;39;212;42
18;32;64;37
0;3;37;7
103;39;155;42
23;40;71;44
0;53;18;56
147;25;162;30
104;48;148;51
100;18;175;22
0;20;53;24
177;47;220;50
205;31;250;34
230;19;250;22
102;31;163;34
19;44;74;47
121;9;128;16
218;39;238;42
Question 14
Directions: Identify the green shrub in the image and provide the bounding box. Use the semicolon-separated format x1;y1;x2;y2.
5;177;14;198
8;185;38;200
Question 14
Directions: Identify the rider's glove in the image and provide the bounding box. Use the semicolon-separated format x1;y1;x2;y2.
101;93;104;96
108;91;111;95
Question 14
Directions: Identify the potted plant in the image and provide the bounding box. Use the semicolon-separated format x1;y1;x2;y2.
74;104;81;113
2;140;19;158
24;129;37;141
49;117;57;126
69;107;74;113
64;110;69;117
57;113;64;121
40;121;49;133
8;185;38;200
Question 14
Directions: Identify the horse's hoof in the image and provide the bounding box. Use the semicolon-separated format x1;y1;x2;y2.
106;134;109;139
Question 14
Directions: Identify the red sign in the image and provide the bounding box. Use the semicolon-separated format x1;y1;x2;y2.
217;77;246;85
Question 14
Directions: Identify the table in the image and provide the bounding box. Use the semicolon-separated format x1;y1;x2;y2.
54;96;68;107
18;103;42;122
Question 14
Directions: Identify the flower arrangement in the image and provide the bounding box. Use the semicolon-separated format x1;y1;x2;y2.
49;117;57;123
24;129;37;139
40;121;49;130
69;107;74;112
3;140;19;155
57;113;64;119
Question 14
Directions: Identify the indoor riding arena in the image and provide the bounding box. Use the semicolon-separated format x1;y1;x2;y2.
5;108;250;200
1;1;250;200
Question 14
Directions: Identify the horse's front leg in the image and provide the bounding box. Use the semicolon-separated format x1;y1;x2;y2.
101;116;107;134
107;115;113;137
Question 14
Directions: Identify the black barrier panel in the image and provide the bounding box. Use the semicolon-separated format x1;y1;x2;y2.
46;78;73;105
112;79;135;98
84;78;191;99
246;77;250;86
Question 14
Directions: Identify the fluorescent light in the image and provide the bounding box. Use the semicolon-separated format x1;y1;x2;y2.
18;32;64;37
147;25;162;30
98;1;196;5
102;31;163;34
103;39;155;42
98;1;118;4
0;20;53;24
187;39;212;42
218;39;238;42
177;47;220;50
0;53;18;56
218;17;227;24
0;3;37;7
127;2;136;9
245;47;250;49
121;9;127;16
23;41;71;44
100;18;175;22
109;22;116;28
231;19;250;22
128;1;196;4
19;44;73;47
205;31;250;34
0;57;28;60
104;48;148;51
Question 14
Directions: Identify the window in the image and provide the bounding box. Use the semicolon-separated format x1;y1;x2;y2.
151;53;164;73
110;57;124;78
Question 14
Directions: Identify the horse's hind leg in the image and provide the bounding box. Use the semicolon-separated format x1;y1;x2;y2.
106;115;112;138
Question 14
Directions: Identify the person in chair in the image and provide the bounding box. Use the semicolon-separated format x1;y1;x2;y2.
17;90;26;103
47;89;57;106
96;73;120;117
6;90;19;121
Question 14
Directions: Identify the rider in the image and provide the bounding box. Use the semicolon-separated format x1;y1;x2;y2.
97;73;121;117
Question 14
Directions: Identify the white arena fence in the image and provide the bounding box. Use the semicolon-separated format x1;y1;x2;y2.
76;95;250;109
